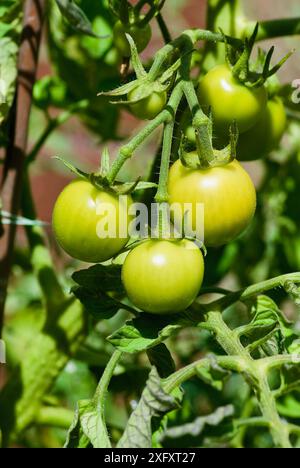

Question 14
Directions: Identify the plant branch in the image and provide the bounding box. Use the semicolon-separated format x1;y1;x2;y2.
94;350;122;413
36;406;74;429
250;18;300;42
205;273;300;312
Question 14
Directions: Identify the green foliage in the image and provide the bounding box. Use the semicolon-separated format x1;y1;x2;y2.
0;0;22;144
47;0;121;140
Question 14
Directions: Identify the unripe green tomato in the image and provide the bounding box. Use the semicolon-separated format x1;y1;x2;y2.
52;179;132;263
197;64;268;135
168;158;257;247
184;124;196;144
33;76;67;109
122;239;204;314
237;97;287;161
128;88;167;120
113;20;151;57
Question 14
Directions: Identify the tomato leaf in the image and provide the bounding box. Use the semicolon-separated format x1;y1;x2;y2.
72;264;124;294
237;295;294;356
108;314;184;353
72;286;122;319
64;399;111;448
55;0;110;39
72;264;129;319
117;367;180;448
160;405;234;442
147;344;176;378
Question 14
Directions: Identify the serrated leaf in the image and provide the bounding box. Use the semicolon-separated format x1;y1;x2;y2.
72;286;121;319
117;367;180;448
72;264;128;319
160;405;234;441
196;355;230;391
64;403;92;448
108;314;184;353
55;0;109;39
64;399;111;448
238;295;293;355
72;264;123;294
147;344;176;378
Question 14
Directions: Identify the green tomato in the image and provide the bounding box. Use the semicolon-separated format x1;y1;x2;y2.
128;87;167;120
197;64;268;135
33;76;68;109
52;179;132;263
168;158;257;247
237;97;287;161
122;239;204;314
113;20;151;57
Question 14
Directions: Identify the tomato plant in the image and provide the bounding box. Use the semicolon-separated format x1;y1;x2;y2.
1;0;300;452
122;239;204;314
197;64;268;135
168;157;257;246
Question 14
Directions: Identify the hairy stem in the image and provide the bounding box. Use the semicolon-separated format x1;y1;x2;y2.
36;407;75;429
204;312;292;448
251;18;300;42
94;350;122;413
207;272;300;312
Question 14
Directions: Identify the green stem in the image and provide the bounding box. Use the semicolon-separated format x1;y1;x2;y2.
236;416;268;429
204;312;292;448
256;373;291;448
36;406;74;429
155;85;183;204
206;272;300;312
107;86;183;185
164;303;296;447
182;81;214;166
204;311;250;359
163;355;246;393
251;18;300;42
26;100;88;166
94;350;122;413
107;111;168;184
148;28;243;82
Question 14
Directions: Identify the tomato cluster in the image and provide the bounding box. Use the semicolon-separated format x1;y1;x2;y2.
52;50;287;316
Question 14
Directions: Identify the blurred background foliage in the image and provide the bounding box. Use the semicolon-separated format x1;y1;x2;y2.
0;0;300;448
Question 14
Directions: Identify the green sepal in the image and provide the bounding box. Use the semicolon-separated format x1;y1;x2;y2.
125;34;147;79
54;156;157;196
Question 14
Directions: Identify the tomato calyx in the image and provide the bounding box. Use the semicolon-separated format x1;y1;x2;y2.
223;23;293;88
180;121;239;170
54;153;157;196
99;34;179;110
